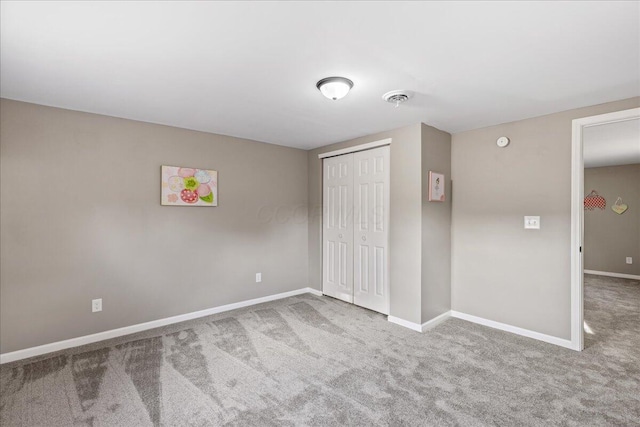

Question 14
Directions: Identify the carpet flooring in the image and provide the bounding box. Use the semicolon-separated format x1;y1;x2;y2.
1;274;639;426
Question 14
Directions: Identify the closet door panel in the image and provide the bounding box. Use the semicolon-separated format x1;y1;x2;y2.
353;146;390;314
322;154;354;303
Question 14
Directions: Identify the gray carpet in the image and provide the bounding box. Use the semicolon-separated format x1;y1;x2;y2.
1;274;639;426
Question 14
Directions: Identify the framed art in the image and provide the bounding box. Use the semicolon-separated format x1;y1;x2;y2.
428;171;445;202
161;166;218;206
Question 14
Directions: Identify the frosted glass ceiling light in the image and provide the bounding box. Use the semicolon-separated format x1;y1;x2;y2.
316;77;353;100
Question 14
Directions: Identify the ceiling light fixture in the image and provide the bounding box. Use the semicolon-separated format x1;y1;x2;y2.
316;77;354;100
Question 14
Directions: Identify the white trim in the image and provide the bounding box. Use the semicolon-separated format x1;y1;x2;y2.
570;116;585;352
388;311;452;333
584;270;640;280
0;287;323;364
571;107;640;353
318;138;392;159
421;310;451;332
450;311;574;350
387;316;422;332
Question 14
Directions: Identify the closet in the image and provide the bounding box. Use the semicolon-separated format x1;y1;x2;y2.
322;145;390;314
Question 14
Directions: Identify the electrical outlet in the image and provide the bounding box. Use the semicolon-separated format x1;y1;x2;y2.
626;257;633;265
256;273;262;283
524;216;540;229
92;298;102;313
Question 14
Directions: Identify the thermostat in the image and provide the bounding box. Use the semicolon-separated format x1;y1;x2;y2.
496;136;510;148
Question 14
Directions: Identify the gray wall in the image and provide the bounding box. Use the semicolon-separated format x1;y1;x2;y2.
584;164;640;276
451;97;640;340
308;124;424;324
0;99;309;353
421;124;452;323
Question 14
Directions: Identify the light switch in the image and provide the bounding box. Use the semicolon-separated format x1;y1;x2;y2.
524;216;540;229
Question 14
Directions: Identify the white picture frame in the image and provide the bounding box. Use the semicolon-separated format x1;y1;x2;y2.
428;171;445;202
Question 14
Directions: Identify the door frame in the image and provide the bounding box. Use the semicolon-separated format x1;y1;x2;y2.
570;107;640;351
318;138;392;160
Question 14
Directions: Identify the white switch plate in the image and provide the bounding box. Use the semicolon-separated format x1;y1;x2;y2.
627;257;633;264
92;298;102;313
524;216;540;229
256;273;262;283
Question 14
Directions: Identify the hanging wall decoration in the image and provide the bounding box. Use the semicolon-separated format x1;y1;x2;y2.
584;190;606;210
611;197;628;215
428;171;445;202
161;166;218;206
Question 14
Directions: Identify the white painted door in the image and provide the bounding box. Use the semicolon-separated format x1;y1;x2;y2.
322;153;354;303
353;146;390;314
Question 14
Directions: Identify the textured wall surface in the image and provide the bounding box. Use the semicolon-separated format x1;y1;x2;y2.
0;99;309;353
451;97;640;340
584;164;640;275
421;124;452;323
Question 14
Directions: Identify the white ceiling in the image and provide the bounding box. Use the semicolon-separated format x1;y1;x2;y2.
1;2;639;150
584;118;640;168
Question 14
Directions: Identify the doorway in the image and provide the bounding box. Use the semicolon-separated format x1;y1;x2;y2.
570;107;640;351
321;144;390;315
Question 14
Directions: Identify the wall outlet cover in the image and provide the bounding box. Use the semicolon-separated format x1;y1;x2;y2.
627;257;633;264
256;273;262;283
524;216;541;229
92;298;102;313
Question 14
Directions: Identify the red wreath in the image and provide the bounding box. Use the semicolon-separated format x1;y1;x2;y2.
584;190;606;210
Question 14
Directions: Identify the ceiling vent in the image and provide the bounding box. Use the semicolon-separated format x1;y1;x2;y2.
382;90;413;107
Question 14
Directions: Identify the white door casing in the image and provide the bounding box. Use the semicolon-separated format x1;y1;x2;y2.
322;153;354;303
353;146;390;314
570;107;640;352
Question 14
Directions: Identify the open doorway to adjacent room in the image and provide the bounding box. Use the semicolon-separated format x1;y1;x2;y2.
571;108;640;351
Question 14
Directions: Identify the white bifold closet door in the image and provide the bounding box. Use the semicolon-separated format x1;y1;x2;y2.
322;145;390;315
322;153;354;303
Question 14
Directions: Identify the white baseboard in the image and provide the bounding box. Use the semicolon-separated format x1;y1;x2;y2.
421;310;452;331
387;316;422;332
0;287;323;365
584;270;640;280
388;310;452;333
450;311;575;350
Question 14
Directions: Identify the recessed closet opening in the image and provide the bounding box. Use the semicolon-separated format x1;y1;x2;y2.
320;141;391;315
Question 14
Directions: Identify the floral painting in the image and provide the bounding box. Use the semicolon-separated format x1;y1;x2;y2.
161;166;218;206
